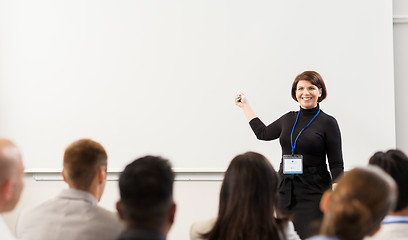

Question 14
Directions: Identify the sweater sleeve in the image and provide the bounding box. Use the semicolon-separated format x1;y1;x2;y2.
325;117;344;182
249;116;283;141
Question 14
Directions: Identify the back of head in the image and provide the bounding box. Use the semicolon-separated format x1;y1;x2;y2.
63;139;107;190
321;167;397;240
204;152;281;240
369;149;408;212
118;155;175;230
0;139;24;212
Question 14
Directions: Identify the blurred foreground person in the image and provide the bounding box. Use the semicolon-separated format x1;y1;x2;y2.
190;152;300;240
366;150;408;240
0;139;24;240
307;167;397;240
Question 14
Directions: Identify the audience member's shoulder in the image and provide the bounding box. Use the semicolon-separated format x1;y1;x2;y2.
17;197;57;221
0;216;16;240
92;205;123;223
190;218;216;240
364;222;408;240
282;221;301;240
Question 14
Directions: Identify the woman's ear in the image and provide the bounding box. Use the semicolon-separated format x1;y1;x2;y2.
320;191;332;213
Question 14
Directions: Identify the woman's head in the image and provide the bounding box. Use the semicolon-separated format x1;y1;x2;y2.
219;152;279;218
320;167;397;240
291;71;327;109
204;152;281;240
369;149;408;212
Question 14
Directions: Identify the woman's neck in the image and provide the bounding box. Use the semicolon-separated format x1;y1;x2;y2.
300;104;320;115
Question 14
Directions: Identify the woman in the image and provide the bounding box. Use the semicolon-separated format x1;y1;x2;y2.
235;71;344;238
190;152;300;240
306;167;397;240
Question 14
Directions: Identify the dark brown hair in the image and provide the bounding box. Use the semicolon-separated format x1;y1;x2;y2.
320;167;397;240
202;152;286;240
291;71;327;102
63;139;107;190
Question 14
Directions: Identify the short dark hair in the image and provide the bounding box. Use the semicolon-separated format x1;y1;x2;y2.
63;139;107;190
118;155;174;228
369;149;408;211
291;71;327;102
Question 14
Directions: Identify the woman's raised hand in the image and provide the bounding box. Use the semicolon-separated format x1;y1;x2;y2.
234;92;257;121
235;92;247;108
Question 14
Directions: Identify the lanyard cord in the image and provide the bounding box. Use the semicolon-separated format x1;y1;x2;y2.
290;108;321;154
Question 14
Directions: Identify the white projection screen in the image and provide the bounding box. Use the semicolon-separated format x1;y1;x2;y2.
0;0;395;172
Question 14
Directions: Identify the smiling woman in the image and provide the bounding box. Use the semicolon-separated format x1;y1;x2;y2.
291;71;326;110
235;70;344;239
295;81;322;109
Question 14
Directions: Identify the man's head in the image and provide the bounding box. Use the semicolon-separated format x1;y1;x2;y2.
62;139;107;200
0;139;24;213
117;156;175;235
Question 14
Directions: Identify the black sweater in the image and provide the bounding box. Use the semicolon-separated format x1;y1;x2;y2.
249;105;344;181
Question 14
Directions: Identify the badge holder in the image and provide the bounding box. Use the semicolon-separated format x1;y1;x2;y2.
283;155;303;174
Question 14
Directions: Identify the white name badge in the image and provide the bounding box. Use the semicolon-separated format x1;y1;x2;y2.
283;155;303;174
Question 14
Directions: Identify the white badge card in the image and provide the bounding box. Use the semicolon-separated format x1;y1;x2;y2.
283;155;303;174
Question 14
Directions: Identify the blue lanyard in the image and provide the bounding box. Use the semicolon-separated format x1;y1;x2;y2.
290;108;321;154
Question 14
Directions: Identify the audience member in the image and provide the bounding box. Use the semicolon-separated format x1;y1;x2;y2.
0;139;24;240
116;155;176;240
16;139;123;240
306;167;397;240
365;149;408;240
190;152;300;240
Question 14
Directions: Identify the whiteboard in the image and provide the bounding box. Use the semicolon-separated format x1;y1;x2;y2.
0;0;395;171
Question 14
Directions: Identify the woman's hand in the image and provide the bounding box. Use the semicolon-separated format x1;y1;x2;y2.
235;92;247;108
234;92;257;122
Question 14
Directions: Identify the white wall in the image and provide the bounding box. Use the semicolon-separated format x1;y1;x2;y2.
394;0;408;153
3;1;408;240
0;0;396;171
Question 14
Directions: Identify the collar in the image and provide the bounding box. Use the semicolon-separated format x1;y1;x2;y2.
299;104;320;115
118;227;165;240
382;215;408;224
306;236;339;240
57;189;98;206
0;216;15;239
